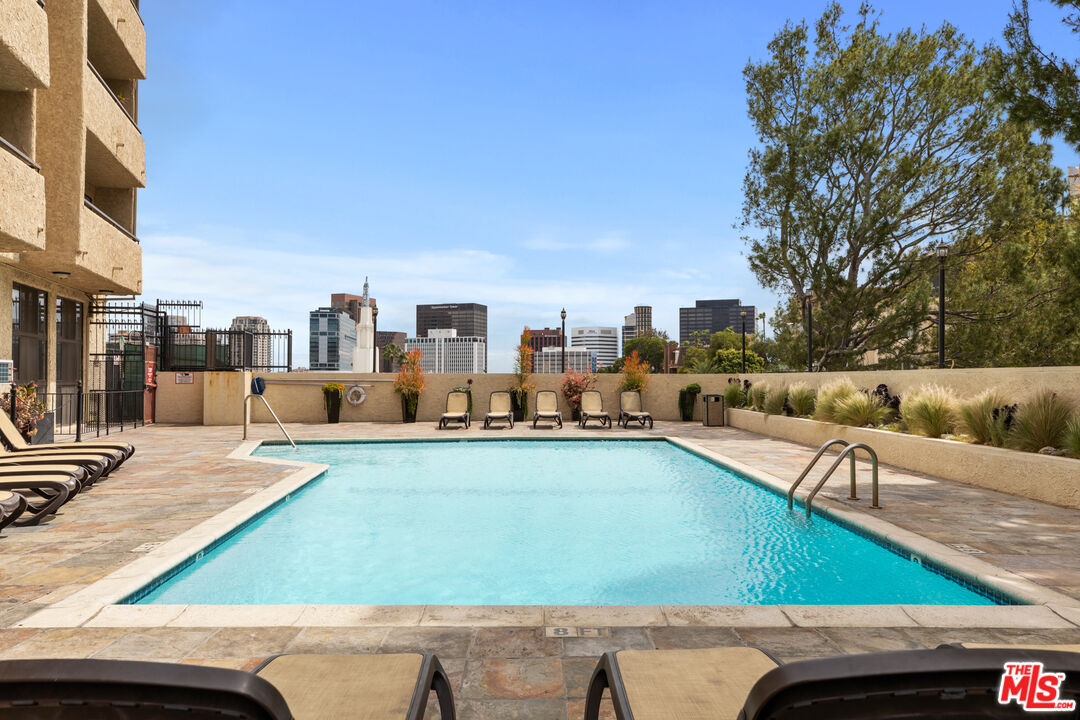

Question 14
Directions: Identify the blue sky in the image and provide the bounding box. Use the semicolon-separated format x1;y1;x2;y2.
139;1;1080;371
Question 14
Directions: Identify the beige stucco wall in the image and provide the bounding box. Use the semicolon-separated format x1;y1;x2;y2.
88;0;146;79
735;367;1080;406
155;371;204;424
727;408;1080;510
0;0;50;91
0;147;46;252
78;203;141;294
83;61;144;188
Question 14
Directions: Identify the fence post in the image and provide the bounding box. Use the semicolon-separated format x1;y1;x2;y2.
287;330;293;372
8;383;15;425
103;389;109;436
75;380;83;442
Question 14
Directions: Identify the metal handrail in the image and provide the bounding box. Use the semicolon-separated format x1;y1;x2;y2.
86;60;140;132
243;393;296;449
84;197;140;243
795;442;880;517
0;135;40;171
787;439;852;509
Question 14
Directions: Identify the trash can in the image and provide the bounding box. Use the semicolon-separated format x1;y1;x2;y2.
702;394;725;427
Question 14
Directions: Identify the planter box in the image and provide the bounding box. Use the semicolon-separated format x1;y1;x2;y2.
726;408;1080;510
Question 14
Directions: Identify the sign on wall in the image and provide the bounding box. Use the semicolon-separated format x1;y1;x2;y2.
175;372;194;384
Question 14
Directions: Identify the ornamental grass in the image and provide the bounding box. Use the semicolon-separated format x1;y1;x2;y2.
1009;389;1074;452
833;391;892;427
786;383;816;417
957;388;1008;446
813;377;858;423
900;384;958;438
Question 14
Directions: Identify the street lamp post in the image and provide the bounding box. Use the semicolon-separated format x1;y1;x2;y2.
560;308;567;373
936;243;947;369
806;293;816;372
740;310;747;373
372;305;379;373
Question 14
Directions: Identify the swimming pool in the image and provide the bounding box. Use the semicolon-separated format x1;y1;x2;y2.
133;439;1003;605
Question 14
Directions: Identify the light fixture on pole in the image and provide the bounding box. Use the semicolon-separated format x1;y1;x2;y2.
372;305;379;373
560;308;567;373
740;310;747;373
936;243;948;369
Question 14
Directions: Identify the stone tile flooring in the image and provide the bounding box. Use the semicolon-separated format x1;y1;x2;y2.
2;420;1080;719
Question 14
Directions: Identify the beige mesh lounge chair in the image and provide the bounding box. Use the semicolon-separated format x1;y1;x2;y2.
0;472;80;526
578;390;611;428
0;411;133;472
532;390;562;429
618;390;653;429
0;490;27;531
484;391;514;429
438;391;470;429
0;453;104;488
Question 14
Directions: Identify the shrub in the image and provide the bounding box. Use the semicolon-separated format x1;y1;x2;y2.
747;384;769;411
1;382;47;438
957;388;1008;446
561;371;596;413
813;377;858;423
619;350;650;392
393;349;426;415
833;391;892;427
723;381;745;409
763;385;788;415
1009;389;1075;452
1064;414;1080;458
900;384;958;438
787;383;816;416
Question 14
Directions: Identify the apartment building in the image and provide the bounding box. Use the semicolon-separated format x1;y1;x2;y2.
571;326;618;368
309;308;355;371
679;299;756;344
404;328;485;373
229;315;272;369
621;306;652;355
1;0;146;392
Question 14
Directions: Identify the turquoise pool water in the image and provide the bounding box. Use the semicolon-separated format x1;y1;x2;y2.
135;440;1001;605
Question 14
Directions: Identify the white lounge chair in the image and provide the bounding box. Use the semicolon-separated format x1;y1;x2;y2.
532;391;562;429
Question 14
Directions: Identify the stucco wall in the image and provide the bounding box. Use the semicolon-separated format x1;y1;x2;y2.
0;146;45;252
155;371;204;424
78;203;142;294
0;0;50;90
726;408;1080;510
83;62;144;188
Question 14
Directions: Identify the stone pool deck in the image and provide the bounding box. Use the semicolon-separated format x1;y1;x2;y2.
2;421;1080;719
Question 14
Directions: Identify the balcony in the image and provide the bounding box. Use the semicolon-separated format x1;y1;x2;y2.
0;136;46;252
87;0;145;81
78;199;142;295
0;0;50;91
84;60;145;189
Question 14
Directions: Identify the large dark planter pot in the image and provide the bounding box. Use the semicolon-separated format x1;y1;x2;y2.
401;394;418;423
571;408;581;422
678;391;698;421
510;391;527;422
324;391;342;423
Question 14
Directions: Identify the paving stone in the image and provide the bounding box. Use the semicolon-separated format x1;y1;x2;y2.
0;627;130;659
469;628;563;658
92;628;216;660
734;627;843;658
380;627;475;657
561;657;601;698
818;627;930;654
561;627;653;657
461;658;564;699
188;627;301;659
647;626;743;650
455;698;568;720
281;626;390;654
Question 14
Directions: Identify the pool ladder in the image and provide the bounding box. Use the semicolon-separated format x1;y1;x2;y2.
787;439;880;517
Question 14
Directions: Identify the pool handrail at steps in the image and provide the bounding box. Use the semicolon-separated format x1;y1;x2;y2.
788;439;880;516
243;380;296;449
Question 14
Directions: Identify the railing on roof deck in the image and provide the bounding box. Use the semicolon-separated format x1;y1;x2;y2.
84;197;140;244
86;60;140;133
0;135;39;172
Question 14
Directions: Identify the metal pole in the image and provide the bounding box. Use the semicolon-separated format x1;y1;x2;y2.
807;301;814;372
561;310;566;373
938;254;946;369
8;383;15;425
75;380;83;442
740;314;746;373
373;310;378;372
287;330;293;372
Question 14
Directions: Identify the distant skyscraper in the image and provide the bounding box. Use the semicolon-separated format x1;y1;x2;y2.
331;292;377;323
621;306;653;355
679;299;757;344
230;315;272;369
571;326;618;368
416;303;488;365
534;346;596;373
526;327;563;372
405;329;486;373
621;313;636;355
376;331;407;372
309;307;355;371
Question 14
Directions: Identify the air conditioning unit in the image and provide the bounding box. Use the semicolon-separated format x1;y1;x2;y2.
0;360;12;385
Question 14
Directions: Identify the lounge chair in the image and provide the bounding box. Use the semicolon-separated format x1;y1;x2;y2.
0;454;104;488
0;490;27;531
579;390;611;428
618;390;653;429
0;474;78;526
438;391;470;429
0;654;456;720
0;410;133;471
532;390;562;429
484;391;514;429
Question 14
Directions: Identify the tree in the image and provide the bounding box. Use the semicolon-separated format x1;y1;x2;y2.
708;328;742;355
993;0;1080;150
677;346;713;373
741;3;1046;370
713;348;766;374
622;337;666;372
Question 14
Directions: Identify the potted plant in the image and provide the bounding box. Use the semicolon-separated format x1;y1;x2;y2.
322;382;345;423
619;350;650;393
679;382;702;421
509;329;535;421
393;348;425;423
561;370;596;422
2;382;47;441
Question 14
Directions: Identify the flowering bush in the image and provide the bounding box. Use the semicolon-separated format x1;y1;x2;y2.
561;370;596;412
393;349;426;414
321;382;345;394
618;350;649;392
511;329;536;416
2;382;47;438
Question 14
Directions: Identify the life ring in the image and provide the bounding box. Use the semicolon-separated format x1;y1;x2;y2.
346;385;367;406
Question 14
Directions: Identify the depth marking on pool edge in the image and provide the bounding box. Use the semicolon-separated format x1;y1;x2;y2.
947;543;987;555
545;627;611;638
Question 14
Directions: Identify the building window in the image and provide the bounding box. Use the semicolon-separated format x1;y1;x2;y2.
56;297;84;390
12;283;47;386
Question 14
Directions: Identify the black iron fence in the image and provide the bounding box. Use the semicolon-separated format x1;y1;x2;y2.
27;384;145;442
161;328;292;373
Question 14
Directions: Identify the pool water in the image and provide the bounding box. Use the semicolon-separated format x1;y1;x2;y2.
135;440;999;605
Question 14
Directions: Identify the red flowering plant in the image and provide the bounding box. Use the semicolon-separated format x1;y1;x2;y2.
619;350;650;393
2;382;47;439
561;370;596;414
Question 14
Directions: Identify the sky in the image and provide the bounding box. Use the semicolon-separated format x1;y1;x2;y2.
138;0;1080;372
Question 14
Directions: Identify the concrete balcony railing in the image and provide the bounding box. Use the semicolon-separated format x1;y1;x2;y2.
0;137;46;252
84;60;145;189
78;199;142;295
0;0;50;91
87;0;146;81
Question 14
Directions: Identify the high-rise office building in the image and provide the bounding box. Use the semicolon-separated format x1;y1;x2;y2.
2;0;146;392
526;327;563;372
229;316;272;369
404;329;486;373
534;346;597;373
331;292;377;323
679;299;757;344
621;306;653;355
416;303;487;342
309;308;355;371
571;326;618;368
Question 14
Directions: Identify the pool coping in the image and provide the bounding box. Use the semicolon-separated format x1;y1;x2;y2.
15;435;1080;630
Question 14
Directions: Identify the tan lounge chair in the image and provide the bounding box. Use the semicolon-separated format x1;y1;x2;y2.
484;391;514;429
0;473;79;526
532;390;562;429
618;390;653;429
0;454;104;488
0;411;132;472
438;391;470;429
0;490;27;531
579;390;611;428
